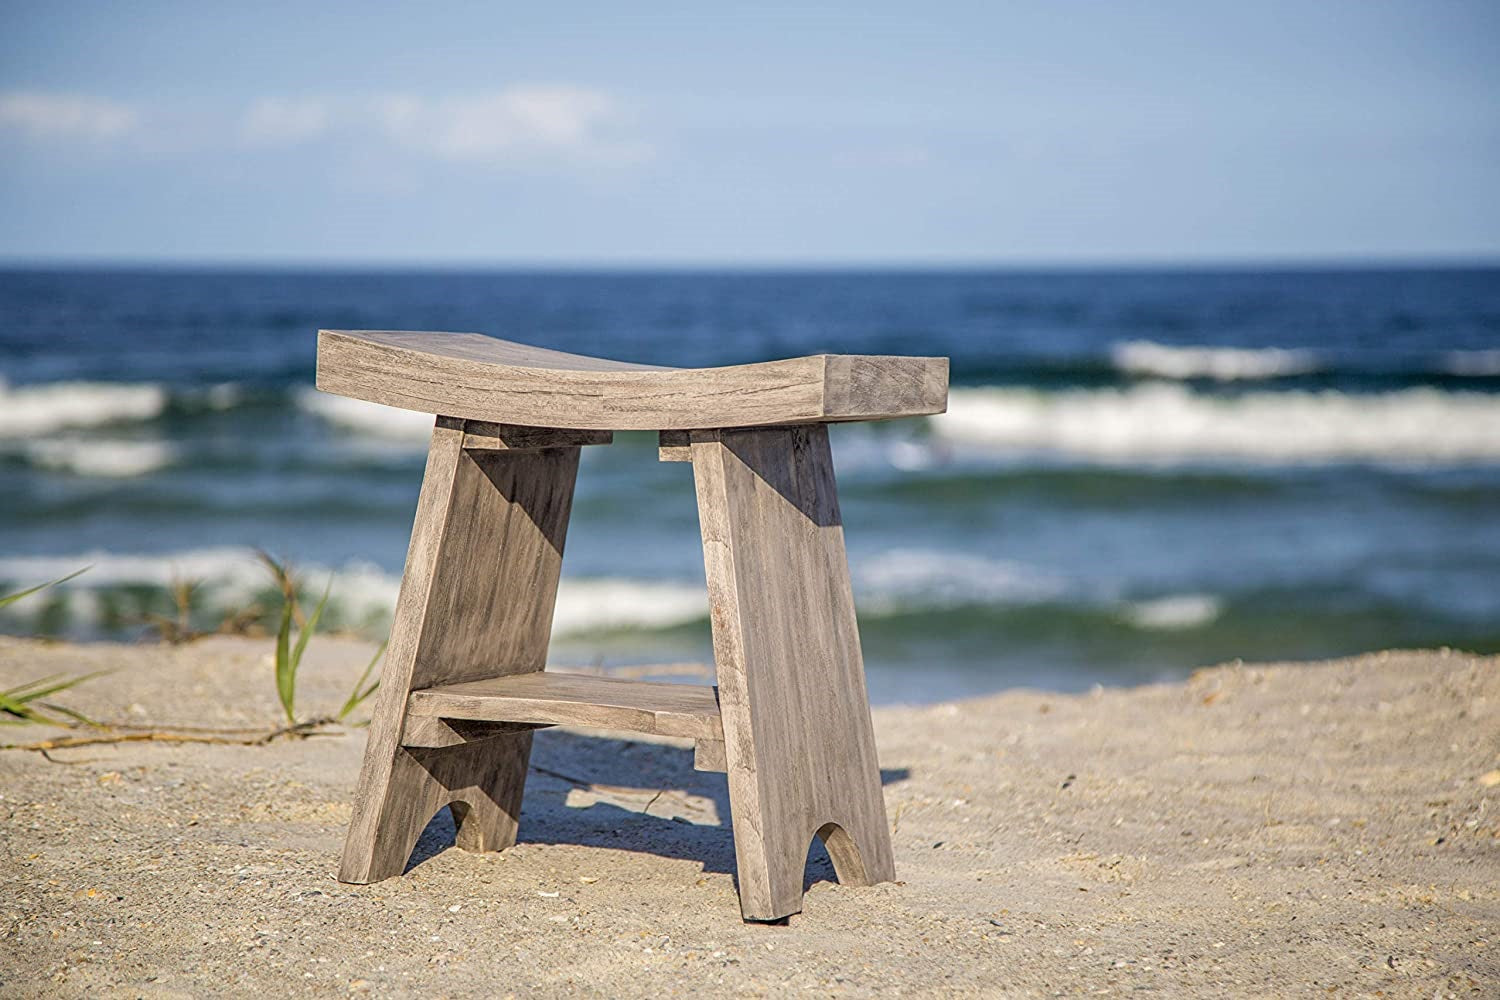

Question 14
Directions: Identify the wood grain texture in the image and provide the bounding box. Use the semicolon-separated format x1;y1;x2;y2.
316;330;948;431
338;418;580;884
691;423;896;921
399;716;549;749
457;418;612;451
693;739;728;773
408;672;724;741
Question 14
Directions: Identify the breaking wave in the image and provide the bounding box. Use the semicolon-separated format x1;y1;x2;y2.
0;546;1228;640
855;548;1068;609
1112;340;1320;380
293;387;435;442
21;439;177;477
0;378;168;438
933;384;1500;463
1119;593;1222;630
0;548;707;640
852;548;1224;629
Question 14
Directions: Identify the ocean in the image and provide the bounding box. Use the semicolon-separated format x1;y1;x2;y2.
2;266;1498;702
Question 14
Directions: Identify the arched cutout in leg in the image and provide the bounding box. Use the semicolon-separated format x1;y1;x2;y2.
816;821;872;886
340;735;532;883
405;804;459;872
400;791;527;875
802;832;836;893
448;798;478;850
449;775;526;854
407;794;516;871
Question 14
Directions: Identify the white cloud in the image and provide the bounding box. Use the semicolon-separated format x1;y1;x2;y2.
0;86;648;168
239;97;332;146
373;86;650;166
0;92;138;140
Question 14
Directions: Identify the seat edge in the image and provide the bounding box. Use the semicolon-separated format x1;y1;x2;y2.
315;329;949;430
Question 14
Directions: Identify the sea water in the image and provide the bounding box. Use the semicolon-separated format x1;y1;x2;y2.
2;267;1497;701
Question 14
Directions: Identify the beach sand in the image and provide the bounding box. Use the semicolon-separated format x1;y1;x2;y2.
0;636;1495;997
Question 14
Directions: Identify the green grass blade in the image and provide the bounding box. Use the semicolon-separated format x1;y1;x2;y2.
38;701;100;728
337;639;386;720
5;670;109;703
291;578;332;673
0;692;41;721
0;566;90;609
0;694;66;725
1;673;67;698
0;669;105;726
274;577;332;725
274;598;295;724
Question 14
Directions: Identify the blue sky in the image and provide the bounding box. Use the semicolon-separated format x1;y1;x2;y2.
1;1;1496;265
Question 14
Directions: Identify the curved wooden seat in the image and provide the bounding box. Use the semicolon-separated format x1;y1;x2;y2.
316;329;948;431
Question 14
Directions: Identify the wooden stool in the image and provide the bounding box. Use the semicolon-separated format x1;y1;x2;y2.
316;329;949;921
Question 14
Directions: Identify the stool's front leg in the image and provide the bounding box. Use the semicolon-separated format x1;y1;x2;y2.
339;417;581;883
690;424;896;921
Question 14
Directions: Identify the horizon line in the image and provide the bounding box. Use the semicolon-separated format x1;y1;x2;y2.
1;253;1498;274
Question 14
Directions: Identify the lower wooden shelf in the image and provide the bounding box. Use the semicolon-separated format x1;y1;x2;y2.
403;671;724;742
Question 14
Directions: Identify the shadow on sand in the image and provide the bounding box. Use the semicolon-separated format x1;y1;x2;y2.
408;728;910;894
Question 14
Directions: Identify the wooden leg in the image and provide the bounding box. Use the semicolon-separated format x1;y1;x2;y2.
339;418;581;884
690;424;896;921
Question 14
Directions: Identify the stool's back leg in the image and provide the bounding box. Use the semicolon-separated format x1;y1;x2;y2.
339;417;580;884
691;424;896;921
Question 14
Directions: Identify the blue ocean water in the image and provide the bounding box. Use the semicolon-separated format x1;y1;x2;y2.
2;267;1498;702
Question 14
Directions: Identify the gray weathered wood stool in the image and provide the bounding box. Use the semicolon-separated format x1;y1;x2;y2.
316;329;948;921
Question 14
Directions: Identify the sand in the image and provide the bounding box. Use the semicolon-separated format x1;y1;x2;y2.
0;636;1495;998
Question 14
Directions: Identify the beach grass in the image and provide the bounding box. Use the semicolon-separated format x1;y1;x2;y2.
0;568;103;726
259;550;383;726
0;670;105;726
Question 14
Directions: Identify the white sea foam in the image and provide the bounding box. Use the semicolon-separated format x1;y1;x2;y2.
1112;340;1319;380
0;545;1238;641
830;426;950;475
0;548;275;616
0;549;407;631
0;378;167;438
855;548;1067;609
188;382;245;410
0;548;708;637
932;384;1500;463
1442;349;1500;376
308;560;403;623
1119;593;1222;630
853;548;1226;630
295;387;435;441
551;579;707;635
24;439;177;477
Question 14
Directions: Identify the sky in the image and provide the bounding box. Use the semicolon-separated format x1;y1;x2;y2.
1;1;1496;266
